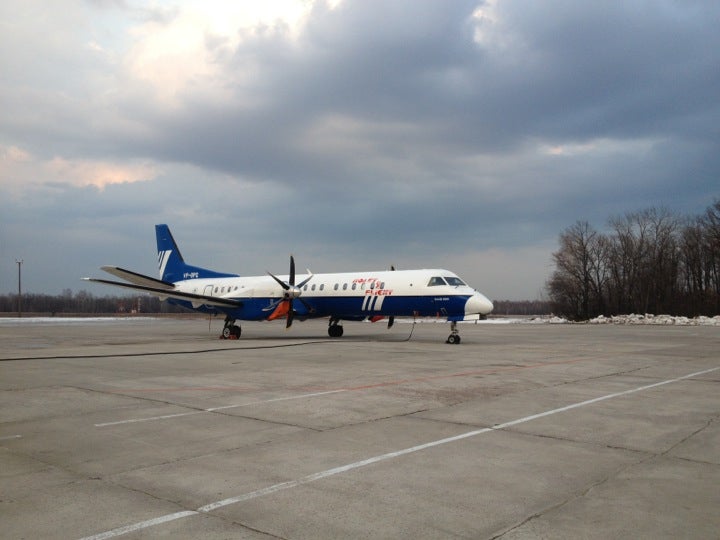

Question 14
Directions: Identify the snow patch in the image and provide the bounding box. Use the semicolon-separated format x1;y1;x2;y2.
453;314;719;325
474;314;719;325
588;314;720;326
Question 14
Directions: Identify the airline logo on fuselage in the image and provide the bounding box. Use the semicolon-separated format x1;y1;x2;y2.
355;277;393;311
361;288;392;311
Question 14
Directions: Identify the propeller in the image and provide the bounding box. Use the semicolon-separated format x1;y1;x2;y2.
265;256;313;328
387;265;396;329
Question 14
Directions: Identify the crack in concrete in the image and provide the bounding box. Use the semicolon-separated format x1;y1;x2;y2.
490;414;720;539
494;453;656;539
220;516;289;540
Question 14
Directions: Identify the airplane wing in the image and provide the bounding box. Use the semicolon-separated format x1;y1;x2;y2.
82;276;242;308
100;266;175;289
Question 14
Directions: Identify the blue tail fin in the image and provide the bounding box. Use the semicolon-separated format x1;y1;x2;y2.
155;224;238;282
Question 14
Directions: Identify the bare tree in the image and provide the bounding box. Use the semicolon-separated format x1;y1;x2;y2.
702;199;720;312
640;208;681;314
548;200;719;319
548;221;607;319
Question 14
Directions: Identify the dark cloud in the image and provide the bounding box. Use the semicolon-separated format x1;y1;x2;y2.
127;0;720;187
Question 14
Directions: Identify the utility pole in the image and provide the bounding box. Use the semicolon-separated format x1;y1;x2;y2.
16;259;23;318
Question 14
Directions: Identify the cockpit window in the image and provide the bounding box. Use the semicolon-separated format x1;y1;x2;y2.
427;276;447;287
444;276;466;286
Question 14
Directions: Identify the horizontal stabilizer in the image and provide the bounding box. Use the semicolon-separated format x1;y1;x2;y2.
101;266;175;289
82;277;242;308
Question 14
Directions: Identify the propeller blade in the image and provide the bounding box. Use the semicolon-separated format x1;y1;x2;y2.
289;255;296;286
298;297;315;313
388;266;395;328
267;271;290;290
286;300;294;328
297;272;313;289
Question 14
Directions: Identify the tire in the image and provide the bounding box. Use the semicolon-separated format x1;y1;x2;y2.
328;325;344;338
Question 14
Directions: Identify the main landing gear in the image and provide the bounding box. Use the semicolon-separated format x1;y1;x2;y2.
446;321;461;344
221;317;241;339
328;318;344;338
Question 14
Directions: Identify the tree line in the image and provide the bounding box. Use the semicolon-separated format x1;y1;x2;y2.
491;300;553;316
548;200;720;320
0;289;186;315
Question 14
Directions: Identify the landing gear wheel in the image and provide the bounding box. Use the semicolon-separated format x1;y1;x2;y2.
221;318;241;339
328;319;344;338
446;321;461;344
328;325;344;338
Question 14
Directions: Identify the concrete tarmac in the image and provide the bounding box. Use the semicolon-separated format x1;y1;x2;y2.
1;318;718;539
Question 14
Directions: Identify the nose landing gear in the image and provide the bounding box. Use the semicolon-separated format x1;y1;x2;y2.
446;321;461;344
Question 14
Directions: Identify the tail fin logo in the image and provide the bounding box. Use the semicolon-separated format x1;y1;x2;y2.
158;250;172;279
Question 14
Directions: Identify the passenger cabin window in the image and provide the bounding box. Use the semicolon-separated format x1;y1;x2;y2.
334;283;339;291
427;276;447;287
444;277;466;286
343;283;348;290
320;284;325;291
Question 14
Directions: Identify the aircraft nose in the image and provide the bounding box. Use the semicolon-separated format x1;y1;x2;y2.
465;292;494;315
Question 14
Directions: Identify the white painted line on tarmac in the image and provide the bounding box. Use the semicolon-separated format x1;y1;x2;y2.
0;434;22;441
79;366;719;540
204;389;347;411
79;511;198;540
197;428;498;513
95;411;205;427
94;389;347;427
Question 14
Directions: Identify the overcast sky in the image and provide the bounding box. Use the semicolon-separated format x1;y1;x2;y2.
1;0;718;301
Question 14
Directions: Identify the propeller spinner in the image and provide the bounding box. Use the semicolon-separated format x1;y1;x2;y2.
266;256;313;328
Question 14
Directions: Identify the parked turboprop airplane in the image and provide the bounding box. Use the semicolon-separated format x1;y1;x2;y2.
84;225;493;343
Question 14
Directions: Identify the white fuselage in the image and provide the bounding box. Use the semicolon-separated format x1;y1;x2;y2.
172;268;493;321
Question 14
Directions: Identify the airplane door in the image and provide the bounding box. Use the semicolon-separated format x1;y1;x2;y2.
203;284;214;297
